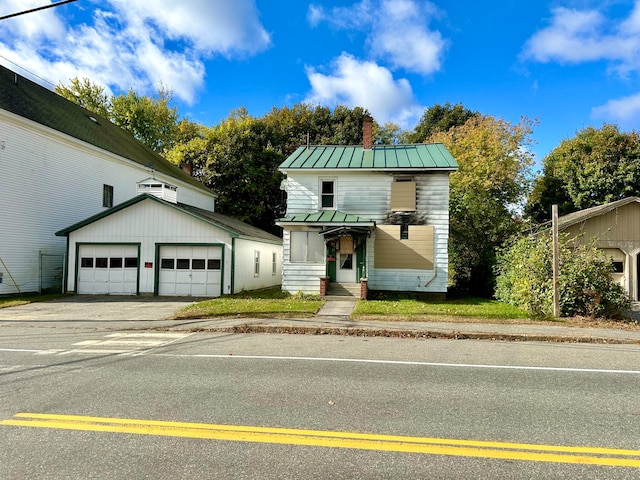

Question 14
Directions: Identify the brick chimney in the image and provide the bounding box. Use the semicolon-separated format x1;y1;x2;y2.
363;115;373;150
181;162;193;176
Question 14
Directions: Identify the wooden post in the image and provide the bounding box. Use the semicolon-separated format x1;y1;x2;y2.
552;204;560;318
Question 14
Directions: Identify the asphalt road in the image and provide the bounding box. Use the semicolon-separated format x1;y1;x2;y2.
1;325;640;479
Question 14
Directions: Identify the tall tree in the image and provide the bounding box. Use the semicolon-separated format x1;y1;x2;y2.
203;110;285;234
526;124;640;223
55;77;111;118
406;102;478;143
429;115;535;296
56;77;181;155
111;87;179;154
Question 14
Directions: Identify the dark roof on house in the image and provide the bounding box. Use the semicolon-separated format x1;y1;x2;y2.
277;210;375;225
0;64;210;194
558;197;640;230
279;144;458;171
56;194;282;244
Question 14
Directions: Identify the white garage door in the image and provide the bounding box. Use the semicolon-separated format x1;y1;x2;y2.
158;245;222;297
77;245;139;295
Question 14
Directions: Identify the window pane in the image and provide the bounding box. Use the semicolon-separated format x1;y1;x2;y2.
81;257;93;268
176;259;190;269
340;253;353;269
207;259;221;270
161;258;174;269
192;259;205;270
95;257;108;268
109;257;123;268
612;261;624;273
124;257;138;268
290;232;306;262
321;195;334;208
308;232;325;263
400;224;409;240
103;184;113;208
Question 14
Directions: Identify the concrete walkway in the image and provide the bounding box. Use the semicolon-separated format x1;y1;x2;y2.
315;297;358;317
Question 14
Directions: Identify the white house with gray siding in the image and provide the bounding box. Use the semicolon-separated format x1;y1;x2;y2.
277;117;458;297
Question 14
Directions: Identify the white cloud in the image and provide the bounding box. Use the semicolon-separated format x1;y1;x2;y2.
305;53;423;128
308;0;446;76
521;4;640;66
0;0;270;103
592;92;640;123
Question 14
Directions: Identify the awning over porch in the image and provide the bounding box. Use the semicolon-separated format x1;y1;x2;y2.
277;210;375;228
277;210;375;240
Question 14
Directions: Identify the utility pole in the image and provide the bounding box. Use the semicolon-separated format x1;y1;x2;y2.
552;204;560;318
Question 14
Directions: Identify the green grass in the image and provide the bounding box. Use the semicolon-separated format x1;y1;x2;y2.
0;293;66;309
171;287;324;319
353;294;529;320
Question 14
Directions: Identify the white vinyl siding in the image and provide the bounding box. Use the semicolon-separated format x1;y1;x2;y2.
281;171;450;294
66;199;232;295
233;239;282;292
0;109;215;295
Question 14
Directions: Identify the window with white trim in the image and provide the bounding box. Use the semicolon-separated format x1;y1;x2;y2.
320;179;336;209
254;250;260;276
290;231;324;263
103;184;114;208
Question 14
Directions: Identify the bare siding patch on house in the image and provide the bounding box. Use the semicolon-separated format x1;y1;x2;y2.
374;225;434;270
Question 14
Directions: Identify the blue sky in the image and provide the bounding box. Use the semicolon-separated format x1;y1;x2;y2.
2;1;640;164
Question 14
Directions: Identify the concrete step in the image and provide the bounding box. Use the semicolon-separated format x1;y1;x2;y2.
326;282;360;297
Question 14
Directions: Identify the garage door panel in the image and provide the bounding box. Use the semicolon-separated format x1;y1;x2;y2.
158;245;222;297
77;245;138;295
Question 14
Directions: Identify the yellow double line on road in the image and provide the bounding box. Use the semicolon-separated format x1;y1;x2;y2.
2;412;640;468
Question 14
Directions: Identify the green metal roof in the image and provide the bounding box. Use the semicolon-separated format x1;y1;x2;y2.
0;65;211;195
56;194;282;244
279;144;458;171
277;210;375;225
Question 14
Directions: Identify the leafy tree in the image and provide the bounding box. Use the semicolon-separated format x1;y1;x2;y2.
55;77;111;118
56;77;181;155
111;87;179;154
406;102;478;143
495;232;629;318
429;115;536;296
526;124;640;223
203;110;285;234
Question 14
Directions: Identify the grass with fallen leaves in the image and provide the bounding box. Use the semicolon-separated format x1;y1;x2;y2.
171;288;323;319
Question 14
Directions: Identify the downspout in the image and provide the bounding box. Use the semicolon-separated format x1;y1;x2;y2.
230;238;235;295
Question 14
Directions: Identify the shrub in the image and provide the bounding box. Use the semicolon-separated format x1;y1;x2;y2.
495;232;629;318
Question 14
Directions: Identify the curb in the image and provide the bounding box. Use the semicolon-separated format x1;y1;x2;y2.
174;324;640;344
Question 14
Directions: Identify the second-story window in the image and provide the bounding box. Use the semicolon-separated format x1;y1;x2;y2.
320;179;336;209
103;184;114;208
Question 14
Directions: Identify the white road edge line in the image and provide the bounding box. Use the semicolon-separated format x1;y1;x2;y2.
0;348;49;353
154;353;640;374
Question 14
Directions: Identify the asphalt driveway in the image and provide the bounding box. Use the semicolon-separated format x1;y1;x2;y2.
0;295;197;322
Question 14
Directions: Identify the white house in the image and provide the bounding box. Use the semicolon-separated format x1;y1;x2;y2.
55;186;282;296
277;116;458;297
0;64;281;296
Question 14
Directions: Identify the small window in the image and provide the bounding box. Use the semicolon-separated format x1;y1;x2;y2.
161;258;175;269
207;259;221;270
124;257;138;268
254;250;260;276
176;259;190;269
400;223;409;240
103;184;114;208
272;252;277;276
340;253;353;269
320;180;335;209
95;257;108;268
192;259;206;270
81;257;93;268
109;257;123;268
612;261;624;273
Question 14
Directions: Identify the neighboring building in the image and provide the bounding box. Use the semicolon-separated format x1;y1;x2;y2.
55;186;282;296
277;116;458;296
558;196;640;301
0;64;281;296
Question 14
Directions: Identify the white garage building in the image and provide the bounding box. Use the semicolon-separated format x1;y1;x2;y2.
56;181;282;296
